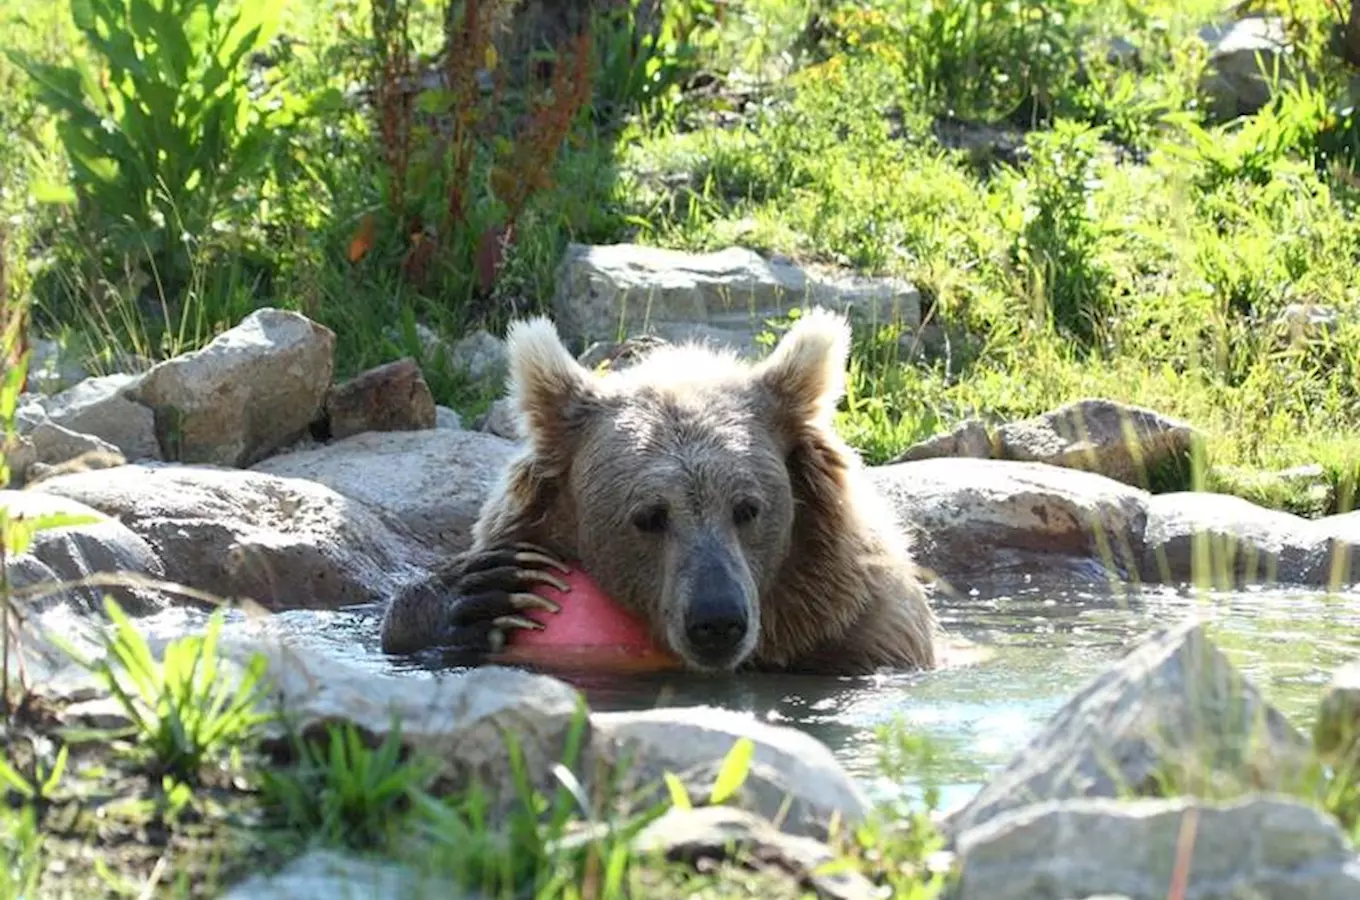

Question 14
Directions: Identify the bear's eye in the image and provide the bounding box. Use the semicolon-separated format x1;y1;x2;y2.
632;504;669;534
733;498;761;527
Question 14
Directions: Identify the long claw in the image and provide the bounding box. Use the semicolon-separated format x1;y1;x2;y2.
518;568;571;594
510;591;561;614
492;615;545;632
513;550;571;574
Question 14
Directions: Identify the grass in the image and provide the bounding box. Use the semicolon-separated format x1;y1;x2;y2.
4;0;1360;894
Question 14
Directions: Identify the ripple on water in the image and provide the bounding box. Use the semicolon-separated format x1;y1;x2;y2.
123;582;1360;816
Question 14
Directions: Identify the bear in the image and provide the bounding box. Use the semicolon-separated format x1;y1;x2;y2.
379;307;940;676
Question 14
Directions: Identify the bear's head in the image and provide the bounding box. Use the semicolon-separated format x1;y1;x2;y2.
477;309;857;673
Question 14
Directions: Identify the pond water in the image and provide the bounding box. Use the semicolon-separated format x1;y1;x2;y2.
133;576;1360;818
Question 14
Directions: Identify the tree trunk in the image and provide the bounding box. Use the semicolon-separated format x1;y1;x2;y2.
1346;0;1360;68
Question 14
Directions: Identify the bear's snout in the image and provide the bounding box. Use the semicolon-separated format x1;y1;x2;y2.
675;535;757;670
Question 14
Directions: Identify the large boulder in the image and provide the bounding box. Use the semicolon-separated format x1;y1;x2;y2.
868;458;1151;583
35;463;437;612
587;706;869;841
127;308;335;467
252;429;519;554
943;619;1311;839
953;795;1360;900
551;242;921;352
1139;492;1334;588
994;399;1199;490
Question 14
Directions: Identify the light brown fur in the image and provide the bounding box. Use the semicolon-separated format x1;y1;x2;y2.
467;308;939;675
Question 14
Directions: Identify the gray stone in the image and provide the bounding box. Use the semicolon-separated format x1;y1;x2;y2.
551;242;921;351
1275;303;1340;345
25;337;89;394
37;463;437;613
868;458;1150;583
325;358;436;440
252;429;520;555
995;399;1199;490
1139;492;1331;588
943;620;1312;839
1198;16;1295;121
631;806;878;900
588;706;869;841
1;488;167;616
954;795;1360;900
1313;510;1360;589
474;397;521;441
435;405;462;430
26;420;123;469
128;308;335;467
222;850;462;900
31;373;159;461
448;329;508;385
1314;658;1360;761
892;418;994;463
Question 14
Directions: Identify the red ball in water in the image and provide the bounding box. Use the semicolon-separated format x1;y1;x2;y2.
499;567;680;672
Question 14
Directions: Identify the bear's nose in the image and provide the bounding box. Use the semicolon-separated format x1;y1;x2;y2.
683;552;751;665
686;610;748;660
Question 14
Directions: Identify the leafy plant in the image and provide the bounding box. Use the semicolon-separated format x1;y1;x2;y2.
589;0;717;126
66;597;275;784
6;0;302;294
0;805;45;899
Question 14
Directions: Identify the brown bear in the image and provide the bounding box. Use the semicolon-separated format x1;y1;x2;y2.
379;308;939;675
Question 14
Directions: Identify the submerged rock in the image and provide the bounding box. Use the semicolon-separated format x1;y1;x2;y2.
943;619;1311;839
954;794;1360;900
36;463;437;612
128;307;335;467
252;429;520;554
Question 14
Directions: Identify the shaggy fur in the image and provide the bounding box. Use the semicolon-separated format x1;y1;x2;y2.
460;308;940;675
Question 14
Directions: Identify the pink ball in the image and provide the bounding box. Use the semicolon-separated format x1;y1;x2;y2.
501;567;679;671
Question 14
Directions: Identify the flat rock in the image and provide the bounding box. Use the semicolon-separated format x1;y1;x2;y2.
631;806;878;900
36;463;437;612
28;373;159;461
943;620;1312;839
954;795;1360;900
551;242;921;350
2;489;167;616
324;357;436;440
128;308;335;467
892;418;994;463
995;399;1198;490
1139;492;1331;588
869;458;1150;582
253;429;519;554
587;706;869;841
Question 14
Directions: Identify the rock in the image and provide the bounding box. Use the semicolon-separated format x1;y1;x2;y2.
324;358;436;440
1198;16;1294;121
127;308;335;467
36;463;437;612
630;806;878;900
1275;303;1340;345
1;488;167;616
29;374;159;461
26;421;124;469
943;620;1312;839
474;397;521;441
892;418;994;463
435;406;462;430
252;429;519;554
868;458;1150;582
221;849;461;900
448;329;508;384
551;242;921;351
953;795;1360;900
223;639;587;815
25;336;89;394
932;116;1030;170
588;706;869;841
995;399;1199;490
1313;510;1360;589
1139;492;1331;588
1314;659;1360;761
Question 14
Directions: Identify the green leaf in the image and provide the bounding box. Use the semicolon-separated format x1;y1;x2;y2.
662;771;692;810
709;736;755;805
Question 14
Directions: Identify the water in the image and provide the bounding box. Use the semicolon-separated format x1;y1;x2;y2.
132;578;1360;817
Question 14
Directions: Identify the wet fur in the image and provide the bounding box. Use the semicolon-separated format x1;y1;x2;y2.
466;308;939;675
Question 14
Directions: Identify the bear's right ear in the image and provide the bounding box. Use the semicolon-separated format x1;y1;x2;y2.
504;316;601;468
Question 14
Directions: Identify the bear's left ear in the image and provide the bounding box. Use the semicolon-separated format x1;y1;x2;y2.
504;316;603;469
754;307;852;433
